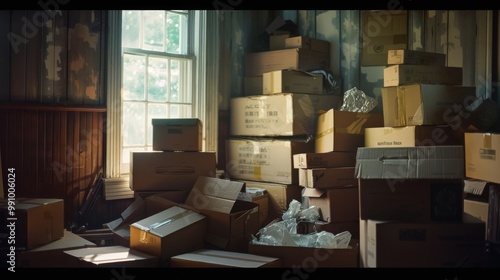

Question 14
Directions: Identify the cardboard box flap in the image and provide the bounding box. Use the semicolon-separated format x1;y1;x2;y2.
302;188;326;198
464;179;489;195
185;177;246;214
151;118;201;126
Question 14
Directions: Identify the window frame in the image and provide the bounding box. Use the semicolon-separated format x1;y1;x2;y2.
104;10;219;197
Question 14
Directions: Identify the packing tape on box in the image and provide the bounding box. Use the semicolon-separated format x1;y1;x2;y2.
138;210;193;244
396;86;407;126
335;114;372;134
483;133;492;149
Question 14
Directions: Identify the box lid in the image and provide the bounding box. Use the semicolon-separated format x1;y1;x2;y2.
64;245;158;266
131;206;205;237
151;118;201;126
464;179;489;195
184;176;246;214
355;145;464;179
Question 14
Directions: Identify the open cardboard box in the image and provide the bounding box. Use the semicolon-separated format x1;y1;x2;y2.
184;176;260;252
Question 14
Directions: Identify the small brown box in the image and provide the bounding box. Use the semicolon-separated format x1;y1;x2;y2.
152;118;202;152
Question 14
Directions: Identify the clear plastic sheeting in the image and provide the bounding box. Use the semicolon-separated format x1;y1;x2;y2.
339;87;377;113
250;199;352;249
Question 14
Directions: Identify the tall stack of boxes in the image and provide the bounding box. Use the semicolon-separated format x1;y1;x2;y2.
357;49;487;267
293;109;384;240
227;34;339;226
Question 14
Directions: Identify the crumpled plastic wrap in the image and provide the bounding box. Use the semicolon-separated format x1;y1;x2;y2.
339;87;377;113
250;199;352;249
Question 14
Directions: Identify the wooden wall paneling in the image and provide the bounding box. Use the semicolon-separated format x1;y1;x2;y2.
59;111;69;226
37;111;47;197
25;11;42;102
21;110;38;196
44;111;54;199
52;111;63;201
0;110;7;189
10;10;27;102
6;110;23;196
0;11;11;102
88;112;102;228
70;111;81;227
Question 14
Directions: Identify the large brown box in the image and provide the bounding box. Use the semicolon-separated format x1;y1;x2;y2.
152;118;203;152
263;69;323;95
364;125;462;148
230;93;341;137
315;109;384;152
381;84;477;127
129;205;207;261
244;48;330;77
284;36;331;54
363;214;486;267
130;151;216;191
236;180;303;214
293;151;356;169
383;64;463;87
226;138;314;185
299;167;358;189
358;178;464;222
0;198;64;250
184;177;260;252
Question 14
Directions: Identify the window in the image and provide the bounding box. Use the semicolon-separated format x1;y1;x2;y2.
104;10;220;196
121;10;193;173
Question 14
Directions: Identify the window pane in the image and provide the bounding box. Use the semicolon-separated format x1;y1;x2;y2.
123;54;146;101
166;11;188;54
122;147;146;166
171;59;192;103
122;11;140;48
148;57;168;102
123;102;146;146
142;11;165;51
147;104;168;146
169;104;192;118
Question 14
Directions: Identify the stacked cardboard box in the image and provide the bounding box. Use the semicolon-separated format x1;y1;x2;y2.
356;49;487;268
228;35;340;228
129;118;217;203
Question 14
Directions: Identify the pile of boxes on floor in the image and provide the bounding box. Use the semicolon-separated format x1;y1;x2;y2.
357;49;500;267
223;19;396;266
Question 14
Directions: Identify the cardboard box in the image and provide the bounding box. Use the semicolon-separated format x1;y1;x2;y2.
364;214;486;267
465;132;500;184
299;167;358;189
18;230;96;267
358;178;464;222
285;36;331;54
315;109;385;153
236;180;303;214
364;125;462;148
133;189;191;204
106;194;180;246
269;32;290;50
248;239;359;267
130;151;216;191
387;49;446;66
263;69;323;95
361;10;407;66
170;249;282;268
130;205;207;260
293;151;356;169
244;76;263;96
464;199;489;239
302;186;359;222
226;138;314;185
244;48;330;77
355;146;464;179
64;245;160;267
184;177;260;252
383;64;463;87
152;118;202;152
381;84;477;127
230;93;341;137
0;198;64;250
